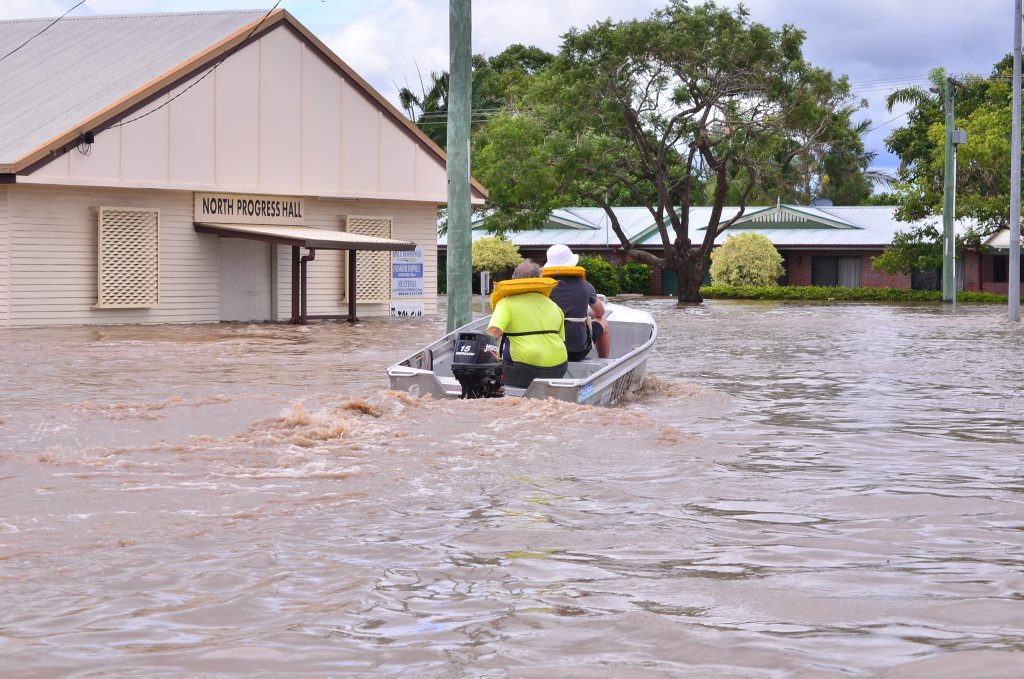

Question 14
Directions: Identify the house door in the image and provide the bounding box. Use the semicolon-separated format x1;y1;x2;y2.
220;239;272;321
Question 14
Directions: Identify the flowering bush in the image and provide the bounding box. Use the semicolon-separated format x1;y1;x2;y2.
471;236;522;275
709;233;784;287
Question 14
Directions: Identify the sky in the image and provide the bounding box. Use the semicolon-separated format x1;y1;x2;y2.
0;0;1018;177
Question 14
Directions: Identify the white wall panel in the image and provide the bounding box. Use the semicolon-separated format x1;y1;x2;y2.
258;29;302;191
29;150;70;179
415;144;448;198
215;46;260;188
22;27;457;205
380;119;417;196
169;72;216;186
68;126;120;180
340;80;380;195
301;49;342;193
120;95;171;183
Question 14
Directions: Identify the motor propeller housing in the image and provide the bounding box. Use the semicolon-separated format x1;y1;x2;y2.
450;332;504;399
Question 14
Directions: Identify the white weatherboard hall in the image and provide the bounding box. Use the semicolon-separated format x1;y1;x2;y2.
0;9;485;327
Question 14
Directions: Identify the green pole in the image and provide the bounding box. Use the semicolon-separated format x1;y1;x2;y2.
941;79;956;303
445;0;472;332
1009;0;1021;322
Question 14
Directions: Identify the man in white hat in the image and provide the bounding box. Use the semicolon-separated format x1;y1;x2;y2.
543;244;611;360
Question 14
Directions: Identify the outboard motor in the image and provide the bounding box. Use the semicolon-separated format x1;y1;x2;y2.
450;331;504;399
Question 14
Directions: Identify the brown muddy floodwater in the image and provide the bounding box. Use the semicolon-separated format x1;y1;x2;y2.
1;299;1023;678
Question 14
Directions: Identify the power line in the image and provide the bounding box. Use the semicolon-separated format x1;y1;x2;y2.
0;0;87;64
110;1;283;130
866;112;909;133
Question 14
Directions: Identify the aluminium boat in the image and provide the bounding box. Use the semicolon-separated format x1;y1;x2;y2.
387;301;657;406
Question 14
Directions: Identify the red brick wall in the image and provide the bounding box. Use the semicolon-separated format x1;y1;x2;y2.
784;252;812;286
782;250;910;288
861;256;911;289
975;252;1024;294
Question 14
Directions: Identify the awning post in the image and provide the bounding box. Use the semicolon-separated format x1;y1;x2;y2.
300;248;316;325
348;250;358;323
290;246;301;324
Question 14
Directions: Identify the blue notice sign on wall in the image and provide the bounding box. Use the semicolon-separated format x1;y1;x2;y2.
393;263;423;278
392;246;424;297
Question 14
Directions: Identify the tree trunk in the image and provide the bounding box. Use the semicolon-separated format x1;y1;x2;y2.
674;263;704;304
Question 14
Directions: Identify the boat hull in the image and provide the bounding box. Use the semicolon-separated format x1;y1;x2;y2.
387;302;657;406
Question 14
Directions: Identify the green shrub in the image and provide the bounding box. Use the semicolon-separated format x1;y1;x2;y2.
471;236;522;275
579;255;621;296
618;261;652;294
700;285;1016;304
709;233;784;287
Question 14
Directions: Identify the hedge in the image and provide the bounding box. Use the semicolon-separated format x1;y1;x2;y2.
700;285;1015;304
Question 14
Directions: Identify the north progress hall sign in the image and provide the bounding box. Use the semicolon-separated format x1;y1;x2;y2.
194;192;305;226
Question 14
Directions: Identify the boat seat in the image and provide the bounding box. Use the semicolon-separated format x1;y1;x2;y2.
564;358;613;378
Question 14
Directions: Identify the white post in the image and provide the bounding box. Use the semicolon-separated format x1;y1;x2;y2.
480;271;491;313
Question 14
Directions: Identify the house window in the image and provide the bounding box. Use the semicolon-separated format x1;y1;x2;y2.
911;268;941;290
812;256;861;287
96;207;160;308
992;255;1024;283
343;215;392;302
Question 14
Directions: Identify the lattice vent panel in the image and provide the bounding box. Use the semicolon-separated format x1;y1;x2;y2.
97;207;160;308
344;215;392;303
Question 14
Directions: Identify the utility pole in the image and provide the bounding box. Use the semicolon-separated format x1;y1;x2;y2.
445;0;472;332
1010;0;1022;321
939;76;967;303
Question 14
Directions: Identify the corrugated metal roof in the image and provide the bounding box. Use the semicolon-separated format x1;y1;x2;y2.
0;11;267;165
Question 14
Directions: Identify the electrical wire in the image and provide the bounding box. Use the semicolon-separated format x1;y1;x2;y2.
110;1;283;130
0;0;87;64
866;112;909;133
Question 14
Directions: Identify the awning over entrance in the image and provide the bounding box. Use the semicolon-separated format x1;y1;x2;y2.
194;222;416;325
194;222;416;251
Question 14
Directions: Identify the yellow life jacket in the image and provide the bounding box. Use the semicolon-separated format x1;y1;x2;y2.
542;265;591;327
490;277;558;308
541;265;587;280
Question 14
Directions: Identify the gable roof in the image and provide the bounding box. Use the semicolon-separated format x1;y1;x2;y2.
0;9;487;199
0;11;260;168
984;228;1023;250
723;204;863;230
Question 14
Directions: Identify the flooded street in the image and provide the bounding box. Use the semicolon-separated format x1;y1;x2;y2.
2;300;1023;677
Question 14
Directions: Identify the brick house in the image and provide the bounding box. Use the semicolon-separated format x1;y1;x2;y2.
441;203;1010;295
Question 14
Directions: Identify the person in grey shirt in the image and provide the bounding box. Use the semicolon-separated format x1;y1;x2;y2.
543;244;611;361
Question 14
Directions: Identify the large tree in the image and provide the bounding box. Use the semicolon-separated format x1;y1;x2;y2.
872;57;1017;275
472;1;861;303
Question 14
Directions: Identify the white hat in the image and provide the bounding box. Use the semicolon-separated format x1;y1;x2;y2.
545;243;578;268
